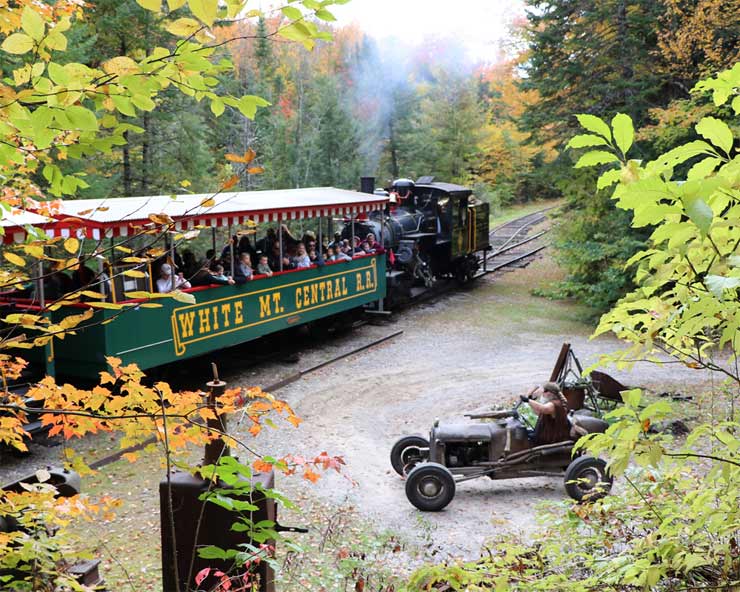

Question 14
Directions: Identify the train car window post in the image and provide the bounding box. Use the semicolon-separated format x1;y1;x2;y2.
351;214;355;257
278;217;283;272
318;214;323;259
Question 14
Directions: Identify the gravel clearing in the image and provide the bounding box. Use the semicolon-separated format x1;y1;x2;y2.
0;253;714;589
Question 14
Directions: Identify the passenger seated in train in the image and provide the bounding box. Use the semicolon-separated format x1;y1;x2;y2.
210;264;232;284
360;240;374;254
234;252;253;284
191;264;234;286
182;250;198;279
292;243;311;269
328;232;342;249
257;255;273;277
156;263;191;293
366;233;380;251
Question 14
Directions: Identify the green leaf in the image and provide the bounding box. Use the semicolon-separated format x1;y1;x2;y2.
66;105;99;131
197;545;228;560
21;7;45;42
597;168;622;190
209;97;224;116
686;157;722;181
236;95;270;119
705;275;740;297
166;17;202;37
315;8;336;21
2;33;34;55
47;62;71;86
732;96;740;115
566;134;609;149
696;116;734;155
611;113;634;155
136;0;162;10
44;31;67;51
574;150;619;168
682;194;713;235
281;6;303;20
621;388;641;408
111;95;136;117
575;114;612;141
278;21;315;50
188;0;218;26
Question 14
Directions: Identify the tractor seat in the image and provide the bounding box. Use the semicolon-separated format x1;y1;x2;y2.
435;422;496;442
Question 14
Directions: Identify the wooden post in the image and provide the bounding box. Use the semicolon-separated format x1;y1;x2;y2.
203;363;228;465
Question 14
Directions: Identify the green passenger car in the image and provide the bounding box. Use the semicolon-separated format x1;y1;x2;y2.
51;255;385;379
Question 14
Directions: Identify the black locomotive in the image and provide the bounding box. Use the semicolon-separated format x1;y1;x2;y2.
343;177;490;301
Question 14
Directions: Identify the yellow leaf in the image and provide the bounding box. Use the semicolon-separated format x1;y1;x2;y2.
200;197;216;207
168;0;187;8
22;245;45;258
64;237;79;254
170;290;196;304
102;56;139;76
139;302;163;308
80;290;106;299
188;0;218;26
148;213;174;225
87;302;126;310
115;246;133;254
136;0;162;11
121;257;147;264
166;18;202;38
123;269;146;278
4;252;26;267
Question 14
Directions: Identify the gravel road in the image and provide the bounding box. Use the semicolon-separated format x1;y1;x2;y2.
225;257;712;561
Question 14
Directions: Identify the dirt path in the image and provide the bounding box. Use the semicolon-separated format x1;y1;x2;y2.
229;256;712;561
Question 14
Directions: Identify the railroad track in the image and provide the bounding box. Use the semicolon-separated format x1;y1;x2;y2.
480;206;555;276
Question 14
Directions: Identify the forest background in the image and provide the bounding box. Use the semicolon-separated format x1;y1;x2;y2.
2;0;736;314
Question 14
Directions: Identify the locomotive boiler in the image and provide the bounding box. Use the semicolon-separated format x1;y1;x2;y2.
345;176;491;299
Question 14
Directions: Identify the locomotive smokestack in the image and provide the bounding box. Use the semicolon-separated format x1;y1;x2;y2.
360;176;375;195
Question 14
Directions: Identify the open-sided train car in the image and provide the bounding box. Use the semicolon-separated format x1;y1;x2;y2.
0;188;387;380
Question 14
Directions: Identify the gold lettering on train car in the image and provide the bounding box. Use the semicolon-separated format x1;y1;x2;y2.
319;282;326;301
234;300;244;324
326;279;334;300
178;311;196;339
295;288;302;310
259;294;271;318
212;306;219;331
220;303;232;327
365;271;373;289
356;273;364;291
303;285;310;306
198;308;211;334
311;283;318;305
342;277;348;295
272;292;283;313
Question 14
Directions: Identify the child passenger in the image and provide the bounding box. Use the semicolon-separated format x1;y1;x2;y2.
257;255;273;277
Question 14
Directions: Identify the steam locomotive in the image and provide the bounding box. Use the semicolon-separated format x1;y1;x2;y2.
343;176;491;301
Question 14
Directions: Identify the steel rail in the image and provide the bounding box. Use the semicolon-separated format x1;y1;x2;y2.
487;230;547;260
88;330;404;470
481;243;550;276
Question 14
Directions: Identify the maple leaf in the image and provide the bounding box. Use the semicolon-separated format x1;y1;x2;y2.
303;467;320;483
221;175;240;190
253;459;273;473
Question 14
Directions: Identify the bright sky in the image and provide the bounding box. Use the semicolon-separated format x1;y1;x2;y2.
330;0;526;63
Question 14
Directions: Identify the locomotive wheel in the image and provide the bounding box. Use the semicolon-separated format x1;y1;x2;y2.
405;463;456;511
564;456;613;502
390;435;429;476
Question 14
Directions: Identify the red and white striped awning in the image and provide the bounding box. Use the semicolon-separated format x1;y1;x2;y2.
43;187;388;238
0;210;58;244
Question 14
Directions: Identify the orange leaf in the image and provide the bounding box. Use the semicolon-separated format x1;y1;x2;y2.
248;423;262;437
303;467;320;483
246;166;264;175
122;452;139;463
253;459;273;473
225;148;256;164
148;213;174;225
221;175;240;190
200;197;216;207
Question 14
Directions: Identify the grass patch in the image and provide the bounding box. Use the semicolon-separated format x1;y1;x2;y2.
490;198;562;228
